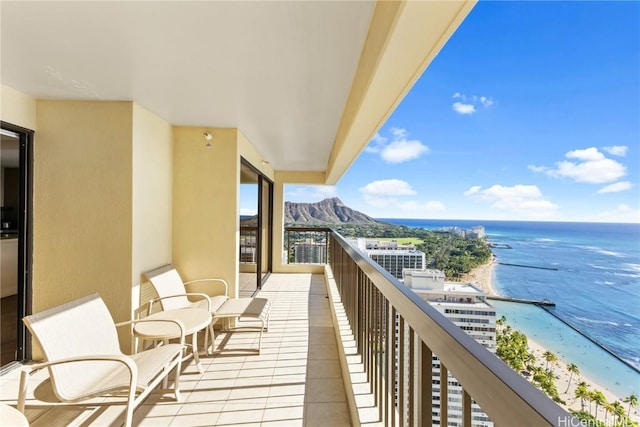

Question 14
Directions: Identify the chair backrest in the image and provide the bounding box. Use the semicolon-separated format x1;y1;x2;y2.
144;264;191;311
22;293;123;401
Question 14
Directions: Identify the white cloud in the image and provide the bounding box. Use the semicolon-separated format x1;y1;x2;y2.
381;140;429;163
452;102;476;115
463;185;481;196
597;181;634;194
390;127;408;139
366;128;429;164
465;184;558;218
603;145;628;157
566;147;605;161
364;133;387;153
240;208;257;216
451;93;495;115
285;185;337;202
479;96;494;107
359;179;416;197
532;147;627;184
593;204;640;223
358;180;446;214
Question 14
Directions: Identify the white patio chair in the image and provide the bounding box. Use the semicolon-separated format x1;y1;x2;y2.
18;293;184;427
144;264;271;353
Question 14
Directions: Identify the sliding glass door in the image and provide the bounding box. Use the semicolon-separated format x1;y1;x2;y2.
1;122;33;366
239;159;272;295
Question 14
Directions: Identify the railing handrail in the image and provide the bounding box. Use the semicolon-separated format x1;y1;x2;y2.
284;225;333;233
330;229;572;426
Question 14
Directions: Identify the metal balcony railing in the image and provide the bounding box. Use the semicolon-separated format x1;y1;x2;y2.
239;226;257;264
326;230;574;427
283;226;330;265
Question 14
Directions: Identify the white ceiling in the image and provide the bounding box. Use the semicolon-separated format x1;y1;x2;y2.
1;1;375;171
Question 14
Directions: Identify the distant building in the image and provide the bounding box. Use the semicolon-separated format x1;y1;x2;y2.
292;241;327;264
439;225;486;239
367;249;426;279
354;238;417;251
404;268;496;427
347;238;426;279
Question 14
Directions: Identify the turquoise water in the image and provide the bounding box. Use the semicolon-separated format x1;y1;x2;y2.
379;219;640;398
491;299;639;398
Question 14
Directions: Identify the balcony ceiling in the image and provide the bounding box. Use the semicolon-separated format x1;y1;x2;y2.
1;1;475;178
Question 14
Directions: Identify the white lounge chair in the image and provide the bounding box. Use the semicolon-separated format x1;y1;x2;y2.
144;264;271;353
18;293;184;427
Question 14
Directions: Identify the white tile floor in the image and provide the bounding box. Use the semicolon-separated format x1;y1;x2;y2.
0;274;351;426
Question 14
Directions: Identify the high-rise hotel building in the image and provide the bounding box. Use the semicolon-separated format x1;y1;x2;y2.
351;238;426;279
403;269;496;427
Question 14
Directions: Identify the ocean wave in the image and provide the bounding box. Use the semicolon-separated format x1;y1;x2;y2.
588;263;616;271
595;280;616;286
573;316;625;328
597;250;625;257
583;246;626;258
534;238;560;243
626;263;640;272
614;272;640;279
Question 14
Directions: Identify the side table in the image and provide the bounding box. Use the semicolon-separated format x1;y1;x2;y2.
134;307;212;374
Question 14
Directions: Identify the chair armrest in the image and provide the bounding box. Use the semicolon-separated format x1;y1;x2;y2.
184;278;229;297
17;354;137;412
116;318;186;345
148;293;212;312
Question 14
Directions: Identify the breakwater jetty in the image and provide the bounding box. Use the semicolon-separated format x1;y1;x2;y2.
494;296;640;374
488;243;512;249
487;295;555;307
537;305;640;374
498;262;558;271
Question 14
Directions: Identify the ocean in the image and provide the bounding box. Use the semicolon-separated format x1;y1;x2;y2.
379;218;640;398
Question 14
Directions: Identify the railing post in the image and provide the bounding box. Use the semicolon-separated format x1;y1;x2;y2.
418;340;432;427
399;316;405;426
440;363;448;426
463;389;472;427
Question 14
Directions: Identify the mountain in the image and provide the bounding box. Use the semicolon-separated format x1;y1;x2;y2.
284;197;380;224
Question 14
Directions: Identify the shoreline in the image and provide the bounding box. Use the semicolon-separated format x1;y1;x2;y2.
462;260;639;421
461;256;499;297
526;336;639;421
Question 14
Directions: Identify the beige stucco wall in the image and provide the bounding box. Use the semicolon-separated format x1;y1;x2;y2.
34;100;134;352
0;85;37;130
172;127;240;296
131;104;173;310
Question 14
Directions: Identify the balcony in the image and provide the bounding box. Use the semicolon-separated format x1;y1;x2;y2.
0;229;573;426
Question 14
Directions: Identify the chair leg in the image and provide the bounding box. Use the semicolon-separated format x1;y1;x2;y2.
173;356;182;402
124;383;137;427
17;369;29;413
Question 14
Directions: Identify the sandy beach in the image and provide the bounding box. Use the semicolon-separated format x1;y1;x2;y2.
526;336;638;421
463;261;639;422
461;257;499;297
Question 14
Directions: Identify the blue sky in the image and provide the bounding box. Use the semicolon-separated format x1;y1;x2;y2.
287;1;640;223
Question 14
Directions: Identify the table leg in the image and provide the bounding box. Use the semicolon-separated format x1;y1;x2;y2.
191;332;203;374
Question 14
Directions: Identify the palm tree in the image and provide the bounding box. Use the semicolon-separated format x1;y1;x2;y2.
564;362;580;393
574;383;589;412
542;350;557;372
603;401;614;425
624;393;638;418
592;390;606;420
496;315;507;328
612;401;625;425
586;389;594;415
